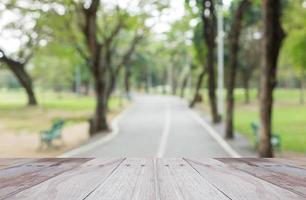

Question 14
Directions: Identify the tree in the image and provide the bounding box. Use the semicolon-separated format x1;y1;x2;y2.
0;50;37;105
282;0;306;104
165;17;193;97
168;47;190;96
184;0;208;107
189;23;207;108
287;30;306;104
201;0;221;123
32;42;85;92
79;0;110;134
105;29;145;107
259;0;285;157
70;0;155;135
0;1;44;105
228;1;261;104
0;0;77;105
180;65;192;98
238;35;261;104
225;0;250;139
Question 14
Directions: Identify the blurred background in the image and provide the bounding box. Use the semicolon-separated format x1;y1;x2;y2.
0;0;305;158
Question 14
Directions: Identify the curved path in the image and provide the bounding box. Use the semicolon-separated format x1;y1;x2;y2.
71;95;237;158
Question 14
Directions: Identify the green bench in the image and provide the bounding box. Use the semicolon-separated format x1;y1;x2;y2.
250;122;281;151
39;119;65;149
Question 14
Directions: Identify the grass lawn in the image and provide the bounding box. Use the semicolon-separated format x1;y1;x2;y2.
0;89;125;133
193;88;306;153
233;89;306;153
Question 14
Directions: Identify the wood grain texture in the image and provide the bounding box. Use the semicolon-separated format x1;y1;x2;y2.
185;158;303;200
0;158;89;199
7;158;124;200
0;159;37;170
156;158;229;200
85;158;157;200
129;158;158;200
253;158;306;178
217;158;306;197
0;158;305;200
267;158;306;169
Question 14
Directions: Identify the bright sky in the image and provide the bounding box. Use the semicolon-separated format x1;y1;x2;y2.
0;0;232;54
149;0;231;33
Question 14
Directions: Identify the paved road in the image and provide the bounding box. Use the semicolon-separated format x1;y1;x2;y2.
76;95;230;157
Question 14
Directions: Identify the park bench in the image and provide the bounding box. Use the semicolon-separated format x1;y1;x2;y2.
250;122;281;151
39;119;65;149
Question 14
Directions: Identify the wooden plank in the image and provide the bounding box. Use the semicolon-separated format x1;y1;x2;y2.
0;158;305;200
85;158;157;200
156;158;229;200
185;158;302;200
0;158;89;199
0;159;37;170
248;158;306;178
156;158;185;200
7;158;125;200
268;158;306;169
217;158;306;198
129;158;158;199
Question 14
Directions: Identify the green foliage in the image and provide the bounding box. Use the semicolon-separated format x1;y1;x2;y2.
281;0;306;72
192;23;207;67
1;0;306;154
0;90;125;132
233;89;306;153
0;71;19;88
285;30;306;71
32;42;84;90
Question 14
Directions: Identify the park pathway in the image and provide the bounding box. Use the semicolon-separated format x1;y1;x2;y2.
73;94;234;157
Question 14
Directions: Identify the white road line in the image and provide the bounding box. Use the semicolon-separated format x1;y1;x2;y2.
58;104;133;158
188;110;241;158
156;99;171;158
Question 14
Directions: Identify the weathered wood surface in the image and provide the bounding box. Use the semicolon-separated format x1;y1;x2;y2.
0;158;305;200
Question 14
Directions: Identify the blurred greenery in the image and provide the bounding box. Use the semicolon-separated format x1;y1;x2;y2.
0;0;305;155
196;88;306;153
0;90;125;132
234;89;306;153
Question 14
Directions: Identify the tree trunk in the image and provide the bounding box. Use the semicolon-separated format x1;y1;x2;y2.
180;72;189;98
144;69;149;93
125;65;131;96
162;68;167;95
243;77;250;104
190;68;206;108
90;74;109;135
15;66;37;106
256;84;260;100
106;33;142;101
171;67;177;95
83;0;109;134
202;0;220;124
242;69;251;104
207;50;220;123
1;57;37;106
259;0;285;157
83;80;90;96
172;80;177;96
106;73;116;107
225;0;250;139
89;56;110;135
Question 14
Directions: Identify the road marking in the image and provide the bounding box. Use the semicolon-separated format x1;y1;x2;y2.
188;110;241;158
156;99;171;158
58;104;133;158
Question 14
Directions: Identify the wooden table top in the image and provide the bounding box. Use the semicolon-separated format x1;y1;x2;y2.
0;158;305;200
